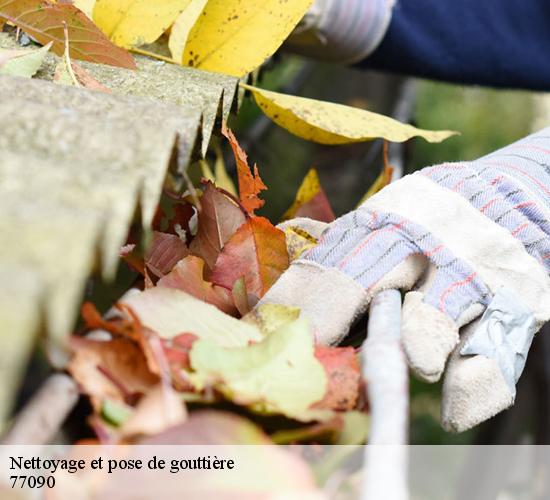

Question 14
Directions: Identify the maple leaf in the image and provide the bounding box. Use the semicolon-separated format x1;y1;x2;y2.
211;216;289;299
0;0;136;69
158;255;237;316
189;181;246;270
222;124;267;215
312;346;361;412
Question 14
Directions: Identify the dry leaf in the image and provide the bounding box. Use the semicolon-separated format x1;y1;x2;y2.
283;225;318;261
182;0;313;77
168;0;207;63
189;181;246;270
144;231;189;279
0;0;136;68
121;287;263;347
222;124;267;214
93;0;191;49
119;383;187;438
282;168;335;222
313;346;361;412
242;83;459;144
211;216;289;299
73;0;95;18
68;336;159;411
0;42;52;78
158;255;237;315
189;318;328;420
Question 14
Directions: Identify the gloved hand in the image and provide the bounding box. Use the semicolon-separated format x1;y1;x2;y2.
285;0;396;64
261;128;550;432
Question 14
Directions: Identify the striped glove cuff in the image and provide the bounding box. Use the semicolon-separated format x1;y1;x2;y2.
287;0;396;64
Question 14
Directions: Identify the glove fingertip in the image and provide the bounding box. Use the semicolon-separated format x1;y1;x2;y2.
402;291;459;383
441;354;514;433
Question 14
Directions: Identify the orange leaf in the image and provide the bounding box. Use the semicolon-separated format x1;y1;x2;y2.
313;346;361;411
0;0;136;69
158;255;237;315
211;216;289;299
189;181;247;270
222;124;267;215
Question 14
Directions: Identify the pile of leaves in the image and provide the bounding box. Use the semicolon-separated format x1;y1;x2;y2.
68;127;368;446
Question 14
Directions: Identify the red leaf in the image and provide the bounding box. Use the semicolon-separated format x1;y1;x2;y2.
0;0;136;69
157;255;237;315
189;181;247;270
313;346;361;411
222;124;267;215
294;190;335;222
282;168;335;223
211;216;289;298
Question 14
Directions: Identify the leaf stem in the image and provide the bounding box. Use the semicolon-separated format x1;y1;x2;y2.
130;47;177;65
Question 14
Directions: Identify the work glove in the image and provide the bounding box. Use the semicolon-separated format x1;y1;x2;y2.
261;128;550;432
285;0;396;64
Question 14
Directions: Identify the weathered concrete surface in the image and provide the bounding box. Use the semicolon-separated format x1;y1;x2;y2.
0;33;240;431
0;33;239;155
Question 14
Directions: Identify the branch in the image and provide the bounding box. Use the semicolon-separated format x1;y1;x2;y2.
1;373;78;445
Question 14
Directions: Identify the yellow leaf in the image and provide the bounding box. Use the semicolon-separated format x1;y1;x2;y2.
283;225;318;261
182;0;313;77
93;0;191;48
283;168;321;219
73;0;96;18
168;0;207;64
242;83;459;144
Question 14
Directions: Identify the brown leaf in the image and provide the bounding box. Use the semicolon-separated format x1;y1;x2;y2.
145;231;188;279
313;346;361;411
189;181;247;270
0;0;136;69
68;337;159;411
211;216;289;298
121;232;189;280
222;124;267;214
158;255;237;315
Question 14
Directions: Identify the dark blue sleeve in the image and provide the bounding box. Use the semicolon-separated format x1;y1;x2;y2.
362;0;550;91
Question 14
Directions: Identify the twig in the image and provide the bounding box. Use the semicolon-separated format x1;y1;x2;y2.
1;374;79;445
362;290;408;500
361;79;416;500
